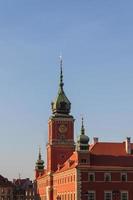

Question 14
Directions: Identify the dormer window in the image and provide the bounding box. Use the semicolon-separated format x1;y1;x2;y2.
121;173;127;182
104;173;111;182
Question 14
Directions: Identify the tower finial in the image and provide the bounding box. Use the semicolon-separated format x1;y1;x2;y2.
35;146;44;178
59;55;64;89
81;117;85;135
38;146;41;160
51;57;71;115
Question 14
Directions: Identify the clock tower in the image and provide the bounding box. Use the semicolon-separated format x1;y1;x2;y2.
47;59;75;172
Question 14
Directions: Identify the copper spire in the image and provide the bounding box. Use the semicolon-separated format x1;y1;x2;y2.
81;117;85;135
38;146;41;160
59;56;64;90
51;57;71;115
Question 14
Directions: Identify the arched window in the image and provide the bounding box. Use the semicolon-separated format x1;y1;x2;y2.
89;173;95;182
121;173;127;182
104;173;111;182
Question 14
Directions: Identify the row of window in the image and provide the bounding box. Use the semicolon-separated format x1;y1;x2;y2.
38;174;75;188
0;188;11;194
25;190;34;196
39;191;128;200
56;193;75;200
88;191;128;200
54;175;75;185
14;197;34;200
0;197;11;200
88;172;127;182
39;172;128;187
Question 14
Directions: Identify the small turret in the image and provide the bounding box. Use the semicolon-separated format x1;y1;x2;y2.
51;58;71;116
35;147;44;178
77;118;89;151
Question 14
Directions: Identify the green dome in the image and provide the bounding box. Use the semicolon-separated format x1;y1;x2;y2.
78;134;89;144
77;118;89;151
35;159;44;170
52;88;71;115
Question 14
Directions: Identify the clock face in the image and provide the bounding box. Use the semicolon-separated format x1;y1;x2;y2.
59;124;67;133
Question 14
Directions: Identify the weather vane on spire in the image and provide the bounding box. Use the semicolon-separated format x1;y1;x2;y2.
59;55;64;89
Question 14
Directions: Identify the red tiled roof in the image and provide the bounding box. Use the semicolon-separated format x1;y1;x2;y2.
38;142;133;176
90;154;133;167
90;142;133;167
56;142;133;171
55;152;78;173
90;142;131;156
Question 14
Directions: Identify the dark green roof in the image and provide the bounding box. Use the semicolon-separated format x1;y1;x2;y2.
51;60;71;115
77;118;89;145
35;148;44;171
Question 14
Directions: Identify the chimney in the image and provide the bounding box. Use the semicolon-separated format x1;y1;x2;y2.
93;137;99;145
125;137;131;154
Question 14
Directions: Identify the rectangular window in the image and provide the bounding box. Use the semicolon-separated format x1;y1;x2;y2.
1;188;4;193
121;191;128;200
121;173;127;182
81;159;87;163
73;193;75;200
88;191;95;200
104;191;112;200
88;173;95;182
104;173;111;182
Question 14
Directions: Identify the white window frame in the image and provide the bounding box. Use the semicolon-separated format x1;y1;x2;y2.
121;191;128;200
88;191;96;200
104;191;112;200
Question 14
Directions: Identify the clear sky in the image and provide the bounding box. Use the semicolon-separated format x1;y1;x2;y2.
0;0;133;180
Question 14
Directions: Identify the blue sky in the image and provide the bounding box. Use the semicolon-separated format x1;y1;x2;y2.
0;0;133;180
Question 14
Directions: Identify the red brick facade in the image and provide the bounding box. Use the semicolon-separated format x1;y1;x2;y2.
47;117;75;172
35;65;133;200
